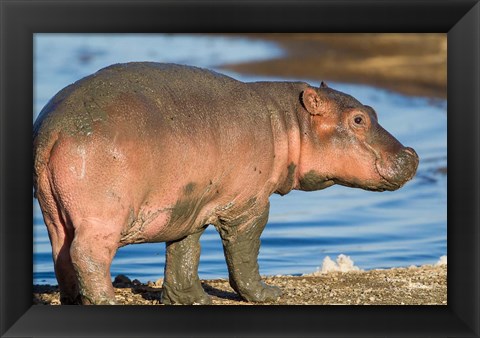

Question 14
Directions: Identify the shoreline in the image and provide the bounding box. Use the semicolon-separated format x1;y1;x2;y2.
217;33;447;99
34;264;446;305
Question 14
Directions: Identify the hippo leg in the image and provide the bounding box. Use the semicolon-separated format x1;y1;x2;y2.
37;191;80;304
69;221;120;305
44;218;81;304
217;204;282;302
161;229;211;305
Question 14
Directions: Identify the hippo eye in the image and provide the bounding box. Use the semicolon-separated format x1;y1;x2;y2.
354;116;363;124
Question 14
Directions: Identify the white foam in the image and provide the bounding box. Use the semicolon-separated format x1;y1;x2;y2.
435;255;447;266
309;254;362;275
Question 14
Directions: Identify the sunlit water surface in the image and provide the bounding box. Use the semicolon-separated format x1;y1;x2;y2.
33;34;446;284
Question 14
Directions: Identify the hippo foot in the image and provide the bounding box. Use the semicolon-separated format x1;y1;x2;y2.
235;281;282;303
161;281;212;305
80;295;118;305
77;290;117;305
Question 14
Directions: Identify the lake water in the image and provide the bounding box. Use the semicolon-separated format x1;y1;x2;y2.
33;34;447;285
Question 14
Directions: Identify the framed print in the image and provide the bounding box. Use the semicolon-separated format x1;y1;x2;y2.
1;0;479;337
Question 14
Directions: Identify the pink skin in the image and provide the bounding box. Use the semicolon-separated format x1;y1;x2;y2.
298;87;418;191
33;63;418;305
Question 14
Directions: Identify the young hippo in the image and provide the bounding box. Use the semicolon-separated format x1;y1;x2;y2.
33;62;419;305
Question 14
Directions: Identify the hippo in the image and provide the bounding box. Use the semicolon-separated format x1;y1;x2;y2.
33;62;419;305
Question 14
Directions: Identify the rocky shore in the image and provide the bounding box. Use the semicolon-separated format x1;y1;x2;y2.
33;264;446;306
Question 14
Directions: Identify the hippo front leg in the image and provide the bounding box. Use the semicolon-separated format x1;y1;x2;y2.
217;204;282;303
161;229;211;305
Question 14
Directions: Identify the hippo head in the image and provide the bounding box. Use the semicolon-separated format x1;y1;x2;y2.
297;84;419;192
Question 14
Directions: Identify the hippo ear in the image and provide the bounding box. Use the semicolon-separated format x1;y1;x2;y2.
320;81;329;88
302;88;324;115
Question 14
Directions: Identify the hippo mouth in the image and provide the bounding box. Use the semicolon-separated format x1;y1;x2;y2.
373;159;403;191
335;174;398;192
364;143;418;192
330;155;402;192
372;148;419;192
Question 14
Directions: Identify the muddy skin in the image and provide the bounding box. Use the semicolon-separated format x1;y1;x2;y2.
71;254;115;305
298;170;335;191
276;162;298;195
162;229;211;305
33;62;418;305
216;203;282;302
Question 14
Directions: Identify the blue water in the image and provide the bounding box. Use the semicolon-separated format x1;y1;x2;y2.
33;34;447;285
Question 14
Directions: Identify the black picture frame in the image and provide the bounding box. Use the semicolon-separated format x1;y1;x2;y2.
1;1;479;337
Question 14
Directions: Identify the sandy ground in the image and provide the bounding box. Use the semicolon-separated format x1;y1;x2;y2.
33;264;446;306
219;33;447;99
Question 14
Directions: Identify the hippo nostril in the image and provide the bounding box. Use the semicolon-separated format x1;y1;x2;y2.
404;147;418;159
400;147;419;182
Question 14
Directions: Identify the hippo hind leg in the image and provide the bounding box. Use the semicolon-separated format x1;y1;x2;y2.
69;219;121;305
161;228;211;305
47;220;81;305
42;217;81;304
36;181;81;304
216;203;282;303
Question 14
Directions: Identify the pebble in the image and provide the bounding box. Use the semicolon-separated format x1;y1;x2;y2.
113;274;131;286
